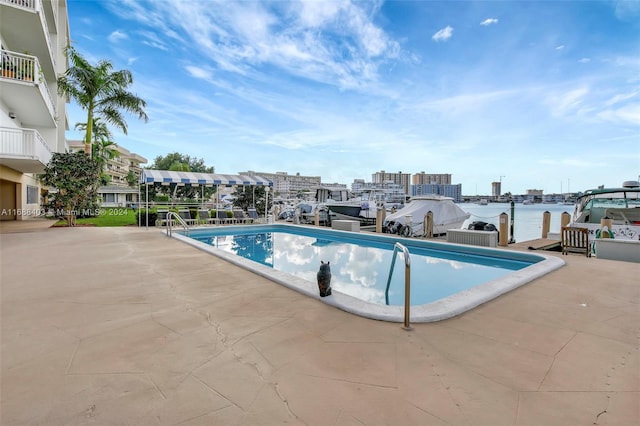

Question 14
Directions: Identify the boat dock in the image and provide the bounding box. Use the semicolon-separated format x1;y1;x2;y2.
513;237;562;251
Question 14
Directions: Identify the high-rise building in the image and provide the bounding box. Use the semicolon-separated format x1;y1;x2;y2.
412;172;452;185
491;181;502;198
1;0;70;220
411;184;463;202
372;170;411;195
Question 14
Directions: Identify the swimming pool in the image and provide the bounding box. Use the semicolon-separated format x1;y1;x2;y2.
171;224;564;322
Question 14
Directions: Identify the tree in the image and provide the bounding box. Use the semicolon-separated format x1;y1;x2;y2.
231;186;271;215
147;152;216;202
151;153;213;173
126;170;137;187
76;118;120;185
42;152;102;226
58;46;148;155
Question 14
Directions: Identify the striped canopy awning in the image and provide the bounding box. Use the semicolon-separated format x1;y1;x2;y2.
140;169;272;186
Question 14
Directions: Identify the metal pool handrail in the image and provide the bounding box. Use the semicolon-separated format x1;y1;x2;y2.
385;242;412;330
166;211;189;237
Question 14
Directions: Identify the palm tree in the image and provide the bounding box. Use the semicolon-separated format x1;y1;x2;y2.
58;46;148;155
75;119;120;169
76;118;120;187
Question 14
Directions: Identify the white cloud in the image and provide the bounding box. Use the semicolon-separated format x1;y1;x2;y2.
138;31;169;51
555;45;565;50
108;30;128;43
604;91;639;107
480;18;498;26
432;26;453;42
546;87;589;117
579;58;591;63
113;1;402;92
598;104;640;125
614;0;640;21
185;65;214;81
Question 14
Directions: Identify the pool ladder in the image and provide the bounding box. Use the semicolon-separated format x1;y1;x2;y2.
385;242;412;330
165;212;189;237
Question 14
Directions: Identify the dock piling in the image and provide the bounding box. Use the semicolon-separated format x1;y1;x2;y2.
542;211;551;238
499;212;508;246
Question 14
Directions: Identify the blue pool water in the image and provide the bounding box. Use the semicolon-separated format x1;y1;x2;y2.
185;225;540;307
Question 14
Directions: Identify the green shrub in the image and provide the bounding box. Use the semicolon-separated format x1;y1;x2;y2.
136;209;158;226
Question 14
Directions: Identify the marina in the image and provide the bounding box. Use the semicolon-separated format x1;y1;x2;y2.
460;202;573;242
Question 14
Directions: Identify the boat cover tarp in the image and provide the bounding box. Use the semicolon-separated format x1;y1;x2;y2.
140;169;272;186
383;196;470;235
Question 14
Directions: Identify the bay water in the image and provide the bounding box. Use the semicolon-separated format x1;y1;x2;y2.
460;202;574;243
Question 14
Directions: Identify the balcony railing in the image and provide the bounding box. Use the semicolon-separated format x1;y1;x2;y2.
0;126;53;165
1;0;57;68
1;50;57;117
2;0;36;8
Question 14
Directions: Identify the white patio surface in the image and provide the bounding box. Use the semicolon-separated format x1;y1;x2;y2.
1;223;638;425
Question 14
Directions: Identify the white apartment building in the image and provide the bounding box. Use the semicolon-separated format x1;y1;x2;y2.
372;170;411;195
239;171;321;199
68;139;147;208
0;0;69;220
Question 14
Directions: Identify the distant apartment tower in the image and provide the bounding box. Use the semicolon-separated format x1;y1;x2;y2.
0;0;70;220
68;140;148;207
527;189;544;202
411;172;461;202
411;184;463;202
372;170;411;195
241;171;321;198
351;178;366;192
412;172;452;185
492;181;501;198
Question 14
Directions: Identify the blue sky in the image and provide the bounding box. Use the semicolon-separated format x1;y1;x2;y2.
66;0;639;195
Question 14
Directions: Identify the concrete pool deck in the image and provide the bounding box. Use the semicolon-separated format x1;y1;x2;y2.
1;223;638;425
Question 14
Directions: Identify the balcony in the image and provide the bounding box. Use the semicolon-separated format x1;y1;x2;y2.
1;50;56;127
0;126;52;173
0;0;57;75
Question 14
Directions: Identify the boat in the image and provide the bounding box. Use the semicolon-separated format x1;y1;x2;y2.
326;194;380;223
382;195;471;237
325;187;407;224
289;187;340;224
569;180;640;240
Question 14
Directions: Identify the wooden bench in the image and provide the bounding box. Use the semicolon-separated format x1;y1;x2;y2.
561;226;591;257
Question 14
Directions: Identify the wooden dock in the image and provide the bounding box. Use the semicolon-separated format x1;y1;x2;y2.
510;238;562;252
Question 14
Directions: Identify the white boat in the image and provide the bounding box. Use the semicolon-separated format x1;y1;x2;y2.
569;180;640;241
325;187;407;223
382;195;471;237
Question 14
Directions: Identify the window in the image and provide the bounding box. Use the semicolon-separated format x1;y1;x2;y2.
27;185;38;204
104;193;115;203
